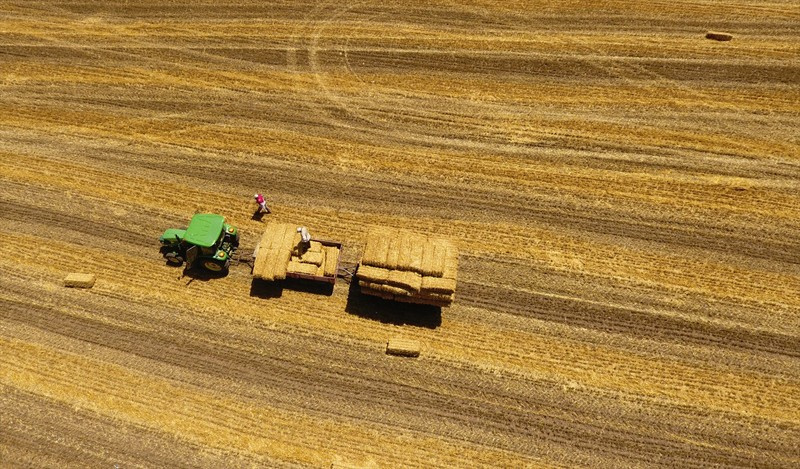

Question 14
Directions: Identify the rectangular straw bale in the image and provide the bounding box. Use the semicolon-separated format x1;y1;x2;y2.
386;269;422;293
394;295;452;307
358;284;394;300
384;236;401;270
356;264;390;283
361;228;391;267
359;280;411;297
706;31;733;41
299;250;323;266
386;337;421;357
419;241;441;277
308;241;323;253
280;224;297;253
64;273;95;288
418;291;454;302
273;253;291;280
395;232;416;271
323;246;339;277
442;243;459;280
406;234;425;273
421;276;456;294
253;248;273;280
288;260;319;276
429;242;447;277
258;227;276;251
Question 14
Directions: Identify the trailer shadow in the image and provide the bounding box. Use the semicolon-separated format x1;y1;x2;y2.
344;281;442;329
282;278;335;296
249;278;284;299
249;278;334;299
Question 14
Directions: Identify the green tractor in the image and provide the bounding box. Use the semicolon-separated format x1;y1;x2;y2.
159;213;239;274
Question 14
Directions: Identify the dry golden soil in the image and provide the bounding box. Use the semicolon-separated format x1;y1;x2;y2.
1;1;799;467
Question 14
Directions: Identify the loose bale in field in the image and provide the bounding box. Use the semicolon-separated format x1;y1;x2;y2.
386;337;421;357
63;273;96;288
706;31;733;41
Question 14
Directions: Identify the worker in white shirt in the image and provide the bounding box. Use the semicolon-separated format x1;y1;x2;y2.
297;226;311;245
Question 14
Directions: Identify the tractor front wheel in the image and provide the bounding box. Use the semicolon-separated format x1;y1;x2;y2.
165;253;184;266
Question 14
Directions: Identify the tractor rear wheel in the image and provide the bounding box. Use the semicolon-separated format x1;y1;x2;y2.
203;259;229;274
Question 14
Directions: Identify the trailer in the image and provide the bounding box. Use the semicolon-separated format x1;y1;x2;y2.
252;222;341;286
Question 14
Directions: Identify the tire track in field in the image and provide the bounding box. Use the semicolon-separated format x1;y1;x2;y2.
3;287;797;468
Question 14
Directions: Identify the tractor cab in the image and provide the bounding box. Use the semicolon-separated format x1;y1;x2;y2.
159;213;239;274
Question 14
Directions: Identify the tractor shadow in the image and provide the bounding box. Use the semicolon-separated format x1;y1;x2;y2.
344;281;442;329
180;266;229;285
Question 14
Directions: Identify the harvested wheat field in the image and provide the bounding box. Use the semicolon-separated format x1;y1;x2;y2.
1;0;799;467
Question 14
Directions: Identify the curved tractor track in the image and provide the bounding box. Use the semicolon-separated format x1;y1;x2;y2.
1;0;799;467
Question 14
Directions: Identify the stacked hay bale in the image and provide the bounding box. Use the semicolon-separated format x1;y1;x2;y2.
253;223;340;280
358;228;458;307
252;223;299;281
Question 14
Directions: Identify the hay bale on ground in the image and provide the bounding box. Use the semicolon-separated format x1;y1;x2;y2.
322;246;339;277
386;337;421;357
386;270;422;293
421;276;456;294
706;31;733;41
64;273;95;288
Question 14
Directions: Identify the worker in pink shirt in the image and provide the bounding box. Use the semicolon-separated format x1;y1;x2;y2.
253;193;271;214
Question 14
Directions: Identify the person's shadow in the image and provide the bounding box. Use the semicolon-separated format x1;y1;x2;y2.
344;281;442;329
251;209;266;221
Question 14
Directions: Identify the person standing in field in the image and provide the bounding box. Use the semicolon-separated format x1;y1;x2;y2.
253;193;271;214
